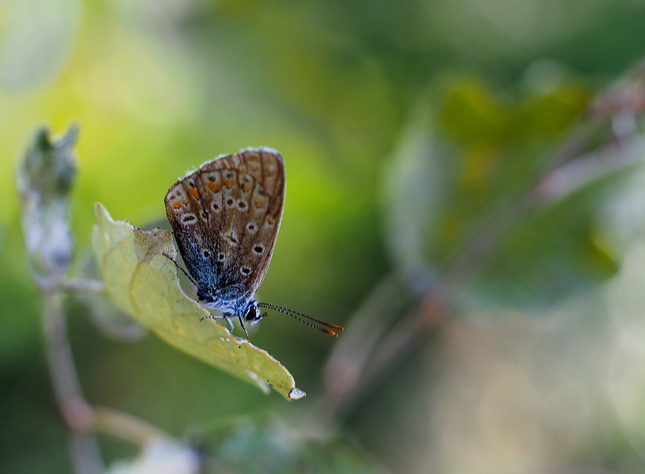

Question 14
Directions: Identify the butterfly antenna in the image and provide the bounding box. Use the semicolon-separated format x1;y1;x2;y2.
258;303;344;337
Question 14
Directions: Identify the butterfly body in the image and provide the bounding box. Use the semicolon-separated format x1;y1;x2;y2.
165;148;285;326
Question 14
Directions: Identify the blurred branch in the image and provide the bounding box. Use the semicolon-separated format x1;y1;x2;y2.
59;278;105;293
18;125;178;474
43;290;104;474
304;274;415;433
305;280;446;435
43;290;170;469
93;407;172;445
313;61;645;434
323;274;412;400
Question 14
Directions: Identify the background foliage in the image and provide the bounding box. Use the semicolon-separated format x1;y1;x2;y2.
2;0;645;472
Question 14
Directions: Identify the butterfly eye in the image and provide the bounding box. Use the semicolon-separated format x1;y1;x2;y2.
245;304;261;321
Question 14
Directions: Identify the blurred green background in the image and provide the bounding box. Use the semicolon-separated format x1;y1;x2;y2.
3;0;645;472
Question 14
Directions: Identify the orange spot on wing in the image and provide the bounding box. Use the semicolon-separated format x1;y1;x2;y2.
206;181;221;193
254;197;265;207
171;201;181;209
268;216;275;225
223;179;233;189
180;199;188;205
243;184;250;192
188;187;200;200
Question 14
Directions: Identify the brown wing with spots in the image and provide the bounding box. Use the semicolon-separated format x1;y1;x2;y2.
165;174;219;290
195;148;285;296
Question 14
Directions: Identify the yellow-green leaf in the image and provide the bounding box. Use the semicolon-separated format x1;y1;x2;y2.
92;202;304;401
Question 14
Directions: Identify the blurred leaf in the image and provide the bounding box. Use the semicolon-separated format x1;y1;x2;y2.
468;186;620;306
383;75;645;307
191;416;383;474
17;123;78;286
92;202;304;400
380;106;441;290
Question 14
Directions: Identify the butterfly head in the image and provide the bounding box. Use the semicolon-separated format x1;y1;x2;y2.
243;300;266;325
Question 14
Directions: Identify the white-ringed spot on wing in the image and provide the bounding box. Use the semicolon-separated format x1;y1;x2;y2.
211;201;221;213
240;266;252;276
237;199;248;212
202;249;212;259
252;244;264;255
217;252;225;262
181;213;197;225
246;222;258;233
225;197;235;208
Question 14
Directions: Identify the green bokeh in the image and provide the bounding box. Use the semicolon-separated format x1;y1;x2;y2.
3;0;645;472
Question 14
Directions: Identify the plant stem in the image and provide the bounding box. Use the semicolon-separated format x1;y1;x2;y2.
42;289;174;473
59;278;105;292
42;290;104;474
93;406;171;445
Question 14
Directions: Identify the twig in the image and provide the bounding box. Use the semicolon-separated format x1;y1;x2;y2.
93;406;172;445
21;124;175;473
59;278;105;293
42;290;104;474
323;273;412;400
307;284;447;435
43;285;174;474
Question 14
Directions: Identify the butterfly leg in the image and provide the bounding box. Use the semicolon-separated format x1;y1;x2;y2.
200;313;236;335
237;314;251;342
162;252;198;287
224;316;235;332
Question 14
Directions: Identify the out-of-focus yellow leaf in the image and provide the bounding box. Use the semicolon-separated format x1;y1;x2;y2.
92;202;305;401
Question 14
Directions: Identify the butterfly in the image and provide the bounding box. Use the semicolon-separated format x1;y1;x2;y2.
164;147;343;341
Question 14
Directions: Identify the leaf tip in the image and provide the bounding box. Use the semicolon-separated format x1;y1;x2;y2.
288;387;306;400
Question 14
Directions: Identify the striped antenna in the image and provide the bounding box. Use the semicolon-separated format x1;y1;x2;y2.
258;303;344;337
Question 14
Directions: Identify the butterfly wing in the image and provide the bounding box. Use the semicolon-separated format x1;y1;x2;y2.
165;148;285;312
165;173;219;293
195;148;285;299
